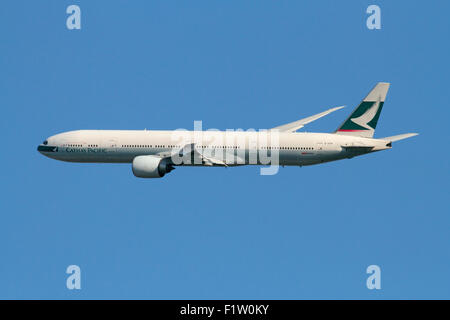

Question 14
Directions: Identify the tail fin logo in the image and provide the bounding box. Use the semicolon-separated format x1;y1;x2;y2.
337;95;385;133
349;97;381;131
335;82;389;138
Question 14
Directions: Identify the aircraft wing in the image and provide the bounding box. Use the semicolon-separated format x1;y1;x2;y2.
158;143;230;166
200;153;228;166
271;106;344;132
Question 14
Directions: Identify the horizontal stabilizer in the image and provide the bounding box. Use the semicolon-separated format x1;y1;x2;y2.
272;106;344;132
380;133;418;142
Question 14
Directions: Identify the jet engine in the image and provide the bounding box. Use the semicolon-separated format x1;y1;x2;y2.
132;155;175;178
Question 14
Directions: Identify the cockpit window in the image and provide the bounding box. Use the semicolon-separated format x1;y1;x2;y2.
43;140;48;145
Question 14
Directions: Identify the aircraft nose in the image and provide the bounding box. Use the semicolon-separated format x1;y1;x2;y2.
37;145;45;153
37;145;59;153
37;139;58;153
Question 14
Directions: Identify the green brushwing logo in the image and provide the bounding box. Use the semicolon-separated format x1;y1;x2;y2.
339;101;384;131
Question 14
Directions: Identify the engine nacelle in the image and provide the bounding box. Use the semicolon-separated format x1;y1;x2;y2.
132;155;174;178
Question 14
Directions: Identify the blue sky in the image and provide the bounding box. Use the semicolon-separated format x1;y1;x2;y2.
1;1;449;299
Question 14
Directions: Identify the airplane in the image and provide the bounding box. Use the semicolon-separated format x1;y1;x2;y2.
37;82;418;178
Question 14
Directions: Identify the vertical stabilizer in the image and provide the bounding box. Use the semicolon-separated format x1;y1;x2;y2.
335;82;390;138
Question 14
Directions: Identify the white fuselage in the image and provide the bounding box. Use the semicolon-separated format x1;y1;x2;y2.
37;130;391;166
